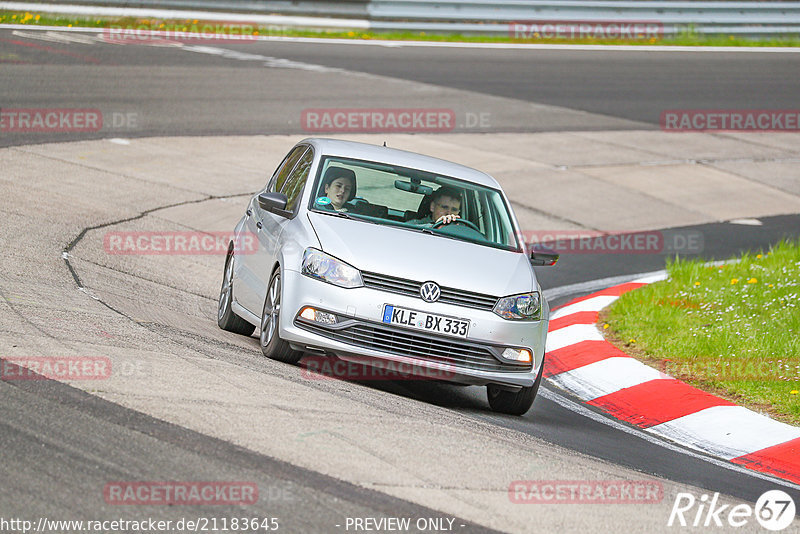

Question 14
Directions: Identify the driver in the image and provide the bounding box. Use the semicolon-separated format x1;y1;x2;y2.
407;186;462;227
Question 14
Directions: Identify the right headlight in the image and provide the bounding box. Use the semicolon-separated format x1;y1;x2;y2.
493;292;541;320
301;248;363;289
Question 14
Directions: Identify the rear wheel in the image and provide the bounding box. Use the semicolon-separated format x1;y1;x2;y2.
487;360;544;415
260;270;302;364
218;251;255;336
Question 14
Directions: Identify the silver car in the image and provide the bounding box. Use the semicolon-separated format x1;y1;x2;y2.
217;138;558;415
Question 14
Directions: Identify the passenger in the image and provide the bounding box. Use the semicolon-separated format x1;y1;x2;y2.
407;186;462;227
319;167;356;212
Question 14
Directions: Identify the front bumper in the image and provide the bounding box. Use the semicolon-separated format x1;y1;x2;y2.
278;269;549;388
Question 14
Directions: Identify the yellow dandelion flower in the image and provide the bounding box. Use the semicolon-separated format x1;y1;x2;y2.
628;339;636;344
730;278;739;285
792;390;799;395
747;278;757;284
35;14;40;21
603;324;610;330
769;284;774;288
756;254;762;259
694;282;701;287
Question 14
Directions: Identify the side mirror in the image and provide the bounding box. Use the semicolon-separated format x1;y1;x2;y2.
258;192;290;217
530;244;559;267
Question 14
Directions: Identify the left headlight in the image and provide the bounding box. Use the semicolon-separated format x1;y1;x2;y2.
301;248;363;288
493;292;541;320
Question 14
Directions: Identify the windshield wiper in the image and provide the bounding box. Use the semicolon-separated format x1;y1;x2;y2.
319;210;354;219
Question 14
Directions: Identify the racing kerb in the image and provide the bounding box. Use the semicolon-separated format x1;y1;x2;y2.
544;274;800;485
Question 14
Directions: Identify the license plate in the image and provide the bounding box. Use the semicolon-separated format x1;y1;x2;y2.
382;305;469;339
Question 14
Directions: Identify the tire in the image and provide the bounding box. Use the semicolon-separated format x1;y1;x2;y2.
259;270;302;364
218;251;256;336
487;359;544;415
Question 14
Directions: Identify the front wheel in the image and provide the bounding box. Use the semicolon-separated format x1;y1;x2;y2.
259;270;302;364
487;360;544;415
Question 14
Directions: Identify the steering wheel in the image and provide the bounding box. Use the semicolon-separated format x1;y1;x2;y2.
432;218;481;232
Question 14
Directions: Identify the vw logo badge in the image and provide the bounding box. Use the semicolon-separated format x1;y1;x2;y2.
420;281;441;303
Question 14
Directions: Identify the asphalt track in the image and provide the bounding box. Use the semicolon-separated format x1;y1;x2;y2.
2;27;800;532
3;29;800;147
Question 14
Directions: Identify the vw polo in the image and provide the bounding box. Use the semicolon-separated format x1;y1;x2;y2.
218;138;557;415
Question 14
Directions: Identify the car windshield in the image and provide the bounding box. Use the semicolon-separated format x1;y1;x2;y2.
308;156;521;252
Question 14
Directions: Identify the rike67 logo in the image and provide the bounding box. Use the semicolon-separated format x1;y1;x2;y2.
668;490;796;531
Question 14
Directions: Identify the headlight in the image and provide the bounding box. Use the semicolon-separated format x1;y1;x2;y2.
301;248;363;288
493;292;541;320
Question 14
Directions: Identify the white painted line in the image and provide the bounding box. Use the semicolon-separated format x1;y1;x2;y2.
547;357;666;400
42;29;97;44
12;29;97;44
539;386;800;491
728;218;763;226
180;44;342;72
545;323;605;352
543;269;666;301
550;294;620;320
647;405;800;460
631;272;669;284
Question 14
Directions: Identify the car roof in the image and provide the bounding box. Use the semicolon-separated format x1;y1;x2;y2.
300;138;502;189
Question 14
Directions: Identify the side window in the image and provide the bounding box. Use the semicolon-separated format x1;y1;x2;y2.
282;148;314;213
267;145;307;192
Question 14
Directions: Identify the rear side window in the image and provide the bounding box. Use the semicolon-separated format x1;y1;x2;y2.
268;145;307;192
282;148;314;213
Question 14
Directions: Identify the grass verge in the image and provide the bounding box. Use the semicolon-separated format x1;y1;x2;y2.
2;11;800;47
602;239;800;425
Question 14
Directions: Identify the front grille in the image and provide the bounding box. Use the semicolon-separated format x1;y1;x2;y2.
361;271;498;311
297;319;530;373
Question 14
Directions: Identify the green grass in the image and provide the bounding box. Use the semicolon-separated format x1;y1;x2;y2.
604;239;800;425
2;11;800;47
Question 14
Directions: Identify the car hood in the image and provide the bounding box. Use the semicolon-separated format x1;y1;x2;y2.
307;212;535;297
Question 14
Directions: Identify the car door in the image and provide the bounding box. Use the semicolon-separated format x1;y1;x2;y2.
234;144;309;315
